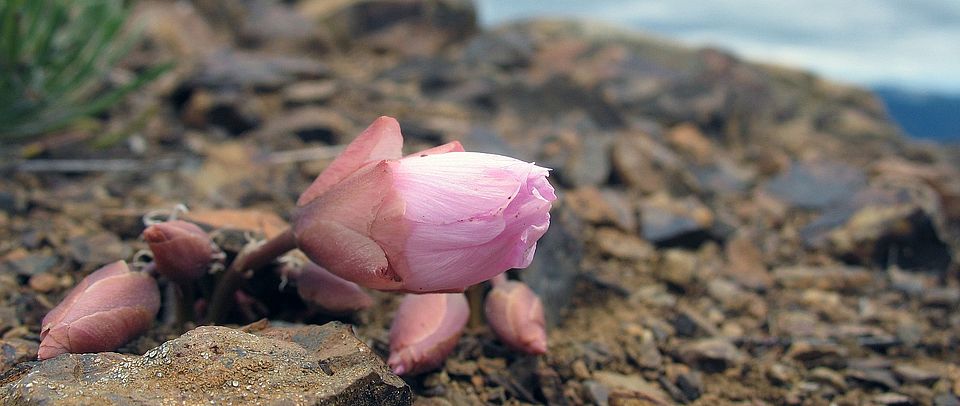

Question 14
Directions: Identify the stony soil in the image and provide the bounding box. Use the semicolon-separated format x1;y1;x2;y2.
2;1;960;405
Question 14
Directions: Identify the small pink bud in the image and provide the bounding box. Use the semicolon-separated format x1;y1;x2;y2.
143;220;215;283
388;293;469;375
39;261;161;360
484;275;548;354
294;116;556;293
295;262;374;314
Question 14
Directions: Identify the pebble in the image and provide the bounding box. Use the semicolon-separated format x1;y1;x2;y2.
28;273;59;293
809;367;846;390
764;160;866;209
593;227;654;261
846;368;900;390
723;235;772;290
640;194;714;247
678;338;745;372
675;371;703;401
893;364;940;386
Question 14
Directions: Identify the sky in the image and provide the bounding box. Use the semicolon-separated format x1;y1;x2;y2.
475;0;960;95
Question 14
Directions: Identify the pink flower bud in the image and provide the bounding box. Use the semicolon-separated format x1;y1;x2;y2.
388;293;469;375
294;261;374;314
294;116;556;293
484;275;548;354
143;220;215;283
39;261;161;360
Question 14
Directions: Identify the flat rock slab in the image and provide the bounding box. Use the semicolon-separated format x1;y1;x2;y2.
1;322;411;405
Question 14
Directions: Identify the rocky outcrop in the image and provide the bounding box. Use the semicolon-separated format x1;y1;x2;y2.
1;323;411;405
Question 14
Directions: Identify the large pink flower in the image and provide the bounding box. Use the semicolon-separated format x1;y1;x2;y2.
293;116;556;293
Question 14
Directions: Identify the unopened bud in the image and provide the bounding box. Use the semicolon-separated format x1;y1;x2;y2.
143;220;215;283
388;293;469;375
484;276;547;354
39;261;160;360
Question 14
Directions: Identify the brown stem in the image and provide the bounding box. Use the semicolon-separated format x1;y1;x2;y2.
466;284;485;329
174;283;196;326
205;228;296;323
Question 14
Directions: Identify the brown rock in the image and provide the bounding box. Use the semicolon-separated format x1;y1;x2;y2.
801;180;952;271
593;227;654;261
192;49;330;90
872;157;960;221
893;364;940;386
657;249;698;289
612;132;697;195
626;329;663;370
1;323;411;405
592;371;671;406
27;273;58;293
677;338;745;372
180;88;263;134
539;128;612;188
0;339;38;375
773;311;821;338
299;0;477;55
251;106;353;144
785;341;848;369
640;193;714;247
666;123;714;165
564;187;636;231
873;393;914;406
133;0;225;60
0;307;18;335
764;160;866;209
809;367;847;390
705;279;766;319
238;0;327;52
723;235;772;290
185;208;289;239
773;266;873;292
767;363;797;385
282;80;340;105
66;232;131;271
846;368;899;390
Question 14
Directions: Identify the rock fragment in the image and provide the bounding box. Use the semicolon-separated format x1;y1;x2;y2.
1;323;411;405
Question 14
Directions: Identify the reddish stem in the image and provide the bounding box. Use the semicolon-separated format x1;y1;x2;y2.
205;228;296;323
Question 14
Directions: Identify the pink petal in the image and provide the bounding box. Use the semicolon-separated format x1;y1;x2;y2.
393;152;534;224
296;262;374;314
408;141;465;157
39;306;155;360
388;293;469;375
41;261;132;340
294;161;405;290
395;157;555;292
38;261;160;359
484;279;548;354
297;116;404;206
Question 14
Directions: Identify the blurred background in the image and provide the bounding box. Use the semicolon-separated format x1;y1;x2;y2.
477;0;960;141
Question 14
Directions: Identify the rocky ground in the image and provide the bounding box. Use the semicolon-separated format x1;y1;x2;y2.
2;0;960;405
